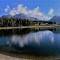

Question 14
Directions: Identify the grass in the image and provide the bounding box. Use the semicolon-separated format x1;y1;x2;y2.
0;24;59;30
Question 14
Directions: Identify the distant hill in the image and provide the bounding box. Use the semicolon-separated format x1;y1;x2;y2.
50;16;60;24
1;14;60;24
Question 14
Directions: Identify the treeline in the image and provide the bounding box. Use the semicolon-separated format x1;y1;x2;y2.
0;17;33;27
0;17;56;27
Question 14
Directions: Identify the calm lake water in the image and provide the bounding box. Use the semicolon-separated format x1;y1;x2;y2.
0;28;60;56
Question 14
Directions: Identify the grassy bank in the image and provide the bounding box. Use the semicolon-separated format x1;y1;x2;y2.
0;24;59;30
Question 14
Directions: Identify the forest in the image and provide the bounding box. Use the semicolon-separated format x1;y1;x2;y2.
0;17;56;27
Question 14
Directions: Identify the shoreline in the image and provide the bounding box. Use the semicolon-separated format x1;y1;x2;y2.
0;50;59;60
0;25;60;30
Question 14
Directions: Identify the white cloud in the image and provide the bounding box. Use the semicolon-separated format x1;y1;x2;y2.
4;5;10;12
16;4;28;14
48;8;54;16
48;8;54;20
5;8;8;12
9;8;16;16
4;4;54;21
29;6;43;18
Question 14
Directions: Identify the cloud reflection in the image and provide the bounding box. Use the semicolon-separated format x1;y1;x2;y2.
11;30;54;47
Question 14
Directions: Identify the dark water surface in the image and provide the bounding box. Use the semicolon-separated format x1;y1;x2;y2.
0;28;60;56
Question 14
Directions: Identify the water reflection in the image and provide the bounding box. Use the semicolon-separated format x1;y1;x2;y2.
11;30;54;47
0;29;60;56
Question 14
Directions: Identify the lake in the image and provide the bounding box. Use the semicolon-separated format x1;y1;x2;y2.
0;28;60;56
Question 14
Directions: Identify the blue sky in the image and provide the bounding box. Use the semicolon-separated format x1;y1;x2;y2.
0;0;60;16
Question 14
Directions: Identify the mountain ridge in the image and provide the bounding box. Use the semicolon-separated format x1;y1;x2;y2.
1;14;60;24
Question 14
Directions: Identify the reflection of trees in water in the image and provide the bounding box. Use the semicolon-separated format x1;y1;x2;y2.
0;28;39;36
0;29;30;36
0;28;56;36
